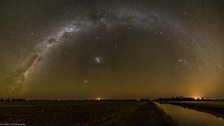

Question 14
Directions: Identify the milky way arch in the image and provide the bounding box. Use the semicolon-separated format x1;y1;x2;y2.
4;10;200;95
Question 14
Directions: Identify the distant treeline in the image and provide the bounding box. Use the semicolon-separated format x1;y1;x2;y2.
154;96;196;101
0;98;150;102
0;98;27;101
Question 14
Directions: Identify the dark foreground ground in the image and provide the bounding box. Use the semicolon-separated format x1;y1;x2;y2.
159;101;224;119
0;100;177;126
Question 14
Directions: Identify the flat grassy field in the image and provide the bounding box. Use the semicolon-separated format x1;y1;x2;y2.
162;101;224;118
0;100;177;126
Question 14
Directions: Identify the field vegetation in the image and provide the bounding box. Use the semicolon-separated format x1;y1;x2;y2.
0;100;177;126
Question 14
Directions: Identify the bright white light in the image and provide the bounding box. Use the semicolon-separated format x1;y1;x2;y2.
95;56;103;64
96;97;102;101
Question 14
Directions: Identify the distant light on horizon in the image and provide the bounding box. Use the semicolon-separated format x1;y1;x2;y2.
95;97;102;101
192;95;203;100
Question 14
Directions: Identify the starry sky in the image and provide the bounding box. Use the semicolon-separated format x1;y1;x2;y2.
0;0;223;99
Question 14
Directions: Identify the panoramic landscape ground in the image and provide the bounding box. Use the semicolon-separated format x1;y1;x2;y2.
0;100;177;126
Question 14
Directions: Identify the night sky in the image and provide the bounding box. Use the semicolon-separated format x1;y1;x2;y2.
0;0;223;99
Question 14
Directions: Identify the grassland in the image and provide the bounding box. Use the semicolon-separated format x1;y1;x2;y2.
0;100;177;126
160;101;224;118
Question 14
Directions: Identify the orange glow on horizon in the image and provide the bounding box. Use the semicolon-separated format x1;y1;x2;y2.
192;95;203;100
95;97;102;101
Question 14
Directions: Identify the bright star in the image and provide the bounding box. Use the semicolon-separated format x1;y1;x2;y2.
94;56;103;64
